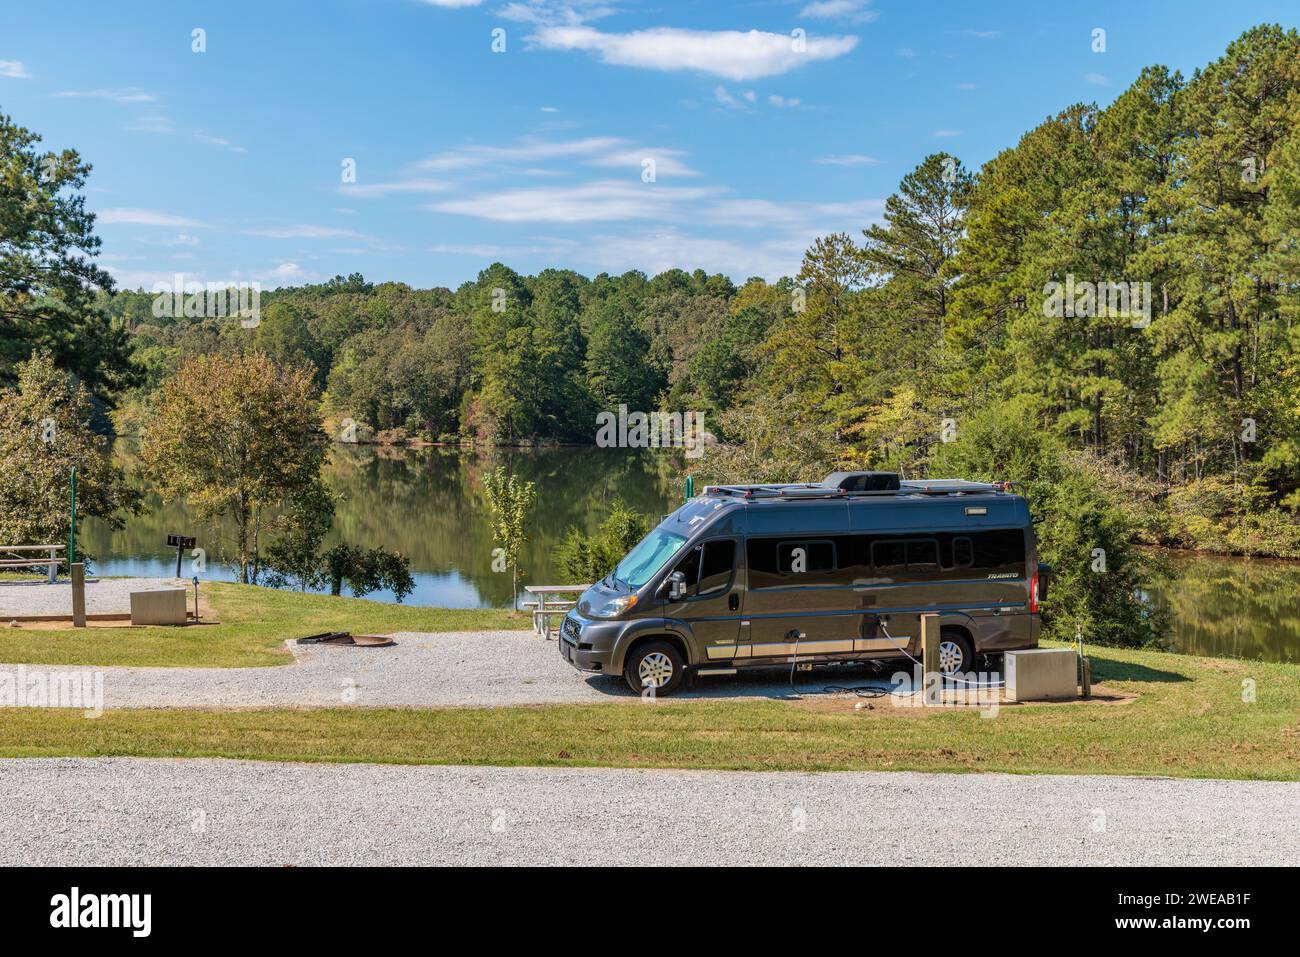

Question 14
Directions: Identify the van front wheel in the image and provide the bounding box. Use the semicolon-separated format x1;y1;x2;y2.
624;640;685;696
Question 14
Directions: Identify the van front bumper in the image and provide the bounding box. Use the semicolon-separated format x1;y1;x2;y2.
558;613;620;674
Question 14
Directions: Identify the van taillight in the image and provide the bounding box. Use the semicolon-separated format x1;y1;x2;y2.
1030;568;1040;613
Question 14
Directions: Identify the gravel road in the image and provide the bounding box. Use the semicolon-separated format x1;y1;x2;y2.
0;758;1294;866
0;631;849;708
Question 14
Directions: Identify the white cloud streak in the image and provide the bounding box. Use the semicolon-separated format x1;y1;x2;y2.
98;208;202;227
528;26;859;81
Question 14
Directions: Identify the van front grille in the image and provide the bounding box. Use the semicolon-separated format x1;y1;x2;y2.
562;615;581;645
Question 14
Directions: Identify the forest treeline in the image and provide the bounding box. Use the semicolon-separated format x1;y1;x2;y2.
88;26;1300;563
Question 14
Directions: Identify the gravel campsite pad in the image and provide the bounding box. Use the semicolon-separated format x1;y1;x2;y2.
0;577;179;619
0;629;840;708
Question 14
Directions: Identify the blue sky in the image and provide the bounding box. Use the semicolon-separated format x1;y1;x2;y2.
2;0;1295;290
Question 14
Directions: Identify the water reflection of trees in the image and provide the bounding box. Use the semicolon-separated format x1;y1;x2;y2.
87;442;682;608
1149;553;1300;663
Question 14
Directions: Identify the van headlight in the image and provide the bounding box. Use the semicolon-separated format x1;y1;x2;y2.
589;594;638;619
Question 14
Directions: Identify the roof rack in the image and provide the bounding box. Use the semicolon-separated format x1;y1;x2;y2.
701;474;1011;501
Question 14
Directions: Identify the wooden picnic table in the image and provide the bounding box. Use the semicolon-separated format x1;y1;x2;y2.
523;583;592;639
0;544;65;583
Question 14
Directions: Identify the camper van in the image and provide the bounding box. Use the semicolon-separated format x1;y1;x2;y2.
559;472;1048;695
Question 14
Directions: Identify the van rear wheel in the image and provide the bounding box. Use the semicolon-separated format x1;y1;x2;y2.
938;628;975;675
624;640;685;696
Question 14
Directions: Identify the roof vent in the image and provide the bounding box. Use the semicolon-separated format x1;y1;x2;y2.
821;471;901;492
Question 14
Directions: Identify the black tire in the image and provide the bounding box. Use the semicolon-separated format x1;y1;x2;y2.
623;640;686;696
938;628;975;676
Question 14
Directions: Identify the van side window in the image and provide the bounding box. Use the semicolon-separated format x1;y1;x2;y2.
777;540;835;575
871;538;941;574
907;539;939;570
972;528;1026;574
951;536;974;568
697;540;735;597
871;540;906;573
671;546;701;595
748;537;842;588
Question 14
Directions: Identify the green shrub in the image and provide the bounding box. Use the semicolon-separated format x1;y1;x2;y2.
553;500;653;583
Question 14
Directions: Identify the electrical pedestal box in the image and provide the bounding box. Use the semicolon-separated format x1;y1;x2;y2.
129;587;188;626
1004;648;1077;702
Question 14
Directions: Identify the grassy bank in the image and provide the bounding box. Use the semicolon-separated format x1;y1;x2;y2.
1;643;1296;779
0;581;527;667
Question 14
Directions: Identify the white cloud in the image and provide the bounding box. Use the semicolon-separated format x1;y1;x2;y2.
498;1;615;25
1085;72;1108;85
262;262;312;281
98;208;202;227
338;177;451;197
53;87;155;103
0;60;30;79
768;94;801;108
701;197;884;230
430;179;720;223
585;148;696;177
127;114;175;134
194;132;247;153
800;0;878;23
420;136;697;176
714;85;746;110
896;47;916;58
956;82;976;90
528;26;859;81
932;129;963;137
539;105;560;112
419;136;626;170
566;227;816;280
418;0;484;7
814;154;879;166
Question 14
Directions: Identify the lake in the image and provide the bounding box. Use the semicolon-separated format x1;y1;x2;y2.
81;444;1300;664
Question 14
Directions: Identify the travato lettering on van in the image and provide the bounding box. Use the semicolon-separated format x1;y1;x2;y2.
560;472;1048;696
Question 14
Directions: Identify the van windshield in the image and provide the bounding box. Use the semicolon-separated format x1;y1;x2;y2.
614;528;689;588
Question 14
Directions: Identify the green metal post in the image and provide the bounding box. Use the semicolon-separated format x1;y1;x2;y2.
685;475;694;502
69;466;76;566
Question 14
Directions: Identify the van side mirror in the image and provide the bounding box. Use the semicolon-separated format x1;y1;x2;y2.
664;570;687;601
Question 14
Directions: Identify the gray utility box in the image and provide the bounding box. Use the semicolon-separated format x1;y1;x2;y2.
1004;648;1077;702
129;587;188;626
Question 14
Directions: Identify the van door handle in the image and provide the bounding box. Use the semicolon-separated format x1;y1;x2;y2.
728;593;739;611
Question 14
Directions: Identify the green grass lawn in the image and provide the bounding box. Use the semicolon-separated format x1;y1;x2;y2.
0;581;527;667
1;641;1296;779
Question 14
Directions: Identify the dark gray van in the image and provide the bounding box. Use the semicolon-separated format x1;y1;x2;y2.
559;472;1047;695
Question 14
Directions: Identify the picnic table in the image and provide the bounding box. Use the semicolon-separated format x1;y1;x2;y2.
522;584;592;639
0;544;65;583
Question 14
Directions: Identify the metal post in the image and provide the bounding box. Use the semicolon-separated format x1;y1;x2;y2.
70;562;86;628
685;475;694;502
47;546;57;584
68;466;77;565
175;542;183;580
